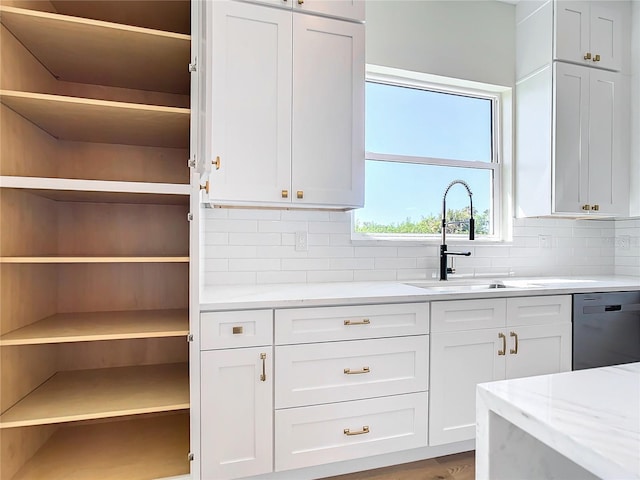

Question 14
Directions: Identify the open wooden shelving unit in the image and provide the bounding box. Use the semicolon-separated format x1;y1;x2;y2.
0;0;192;478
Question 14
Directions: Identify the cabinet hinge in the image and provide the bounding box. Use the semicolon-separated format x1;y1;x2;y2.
187;213;194;222
188;156;196;169
187;334;194;342
188;60;197;73
188;452;195;461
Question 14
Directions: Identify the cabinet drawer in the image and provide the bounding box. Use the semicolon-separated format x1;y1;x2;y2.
201;310;273;350
275;336;428;408
275;303;429;344
431;298;506;333
275;392;428;471
506;295;572;326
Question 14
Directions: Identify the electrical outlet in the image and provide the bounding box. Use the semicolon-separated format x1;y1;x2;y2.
295;231;308;252
538;234;552;249
617;235;630;250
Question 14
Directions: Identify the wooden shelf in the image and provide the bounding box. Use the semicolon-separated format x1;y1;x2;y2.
0;6;190;94
0;176;191;204
0;363;189;428
0;90;190;148
11;412;190;480
0;309;188;346
0;256;189;263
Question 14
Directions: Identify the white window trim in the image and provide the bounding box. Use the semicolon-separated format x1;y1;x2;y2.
352;65;513;244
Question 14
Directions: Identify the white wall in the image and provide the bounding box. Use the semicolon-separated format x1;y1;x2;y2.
366;0;515;86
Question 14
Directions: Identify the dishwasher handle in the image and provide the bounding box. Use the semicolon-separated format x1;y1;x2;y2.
604;305;622;312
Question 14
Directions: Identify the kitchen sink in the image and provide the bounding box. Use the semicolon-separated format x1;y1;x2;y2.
405;279;541;292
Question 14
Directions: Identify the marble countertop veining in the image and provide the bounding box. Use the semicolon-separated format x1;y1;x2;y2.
477;362;640;479
200;275;640;310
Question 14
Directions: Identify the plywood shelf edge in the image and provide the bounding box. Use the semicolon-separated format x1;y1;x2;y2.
0;5;190;94
0;363;189;429
0;256;190;264
0;90;190;148
0;309;189;346
10;413;190;480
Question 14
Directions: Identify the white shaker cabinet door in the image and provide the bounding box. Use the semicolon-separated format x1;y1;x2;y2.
429;329;506;446
201;347;273;480
554;62;590;214
208;1;292;204
587;1;623;71
588;68;628;215
555;1;590;66
505;323;572;380
291;14;364;208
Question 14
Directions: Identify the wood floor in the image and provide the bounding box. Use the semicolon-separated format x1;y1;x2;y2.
322;451;475;480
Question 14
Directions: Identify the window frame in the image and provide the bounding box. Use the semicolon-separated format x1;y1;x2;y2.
353;67;509;243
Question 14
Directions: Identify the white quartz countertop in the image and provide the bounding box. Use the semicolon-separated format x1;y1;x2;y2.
477;363;640;479
200;275;640;310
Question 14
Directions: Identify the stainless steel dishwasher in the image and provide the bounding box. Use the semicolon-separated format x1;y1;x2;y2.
573;291;640;370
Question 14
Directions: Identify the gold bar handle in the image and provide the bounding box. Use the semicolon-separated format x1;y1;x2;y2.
591;204;600;211
214;156;221;170
593;54;601;62
344;367;370;375
344;319;370;326
584;52;592;60
498;332;506;356
582;204;591;211
510;331;519;354
260;353;266;382
344;426;369;436
282;190;289;198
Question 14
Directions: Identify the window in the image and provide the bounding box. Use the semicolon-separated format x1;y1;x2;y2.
354;70;505;240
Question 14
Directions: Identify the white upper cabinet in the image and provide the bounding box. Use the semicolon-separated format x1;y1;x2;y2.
237;0;365;22
205;0;364;209
554;63;629;215
555;0;622;71
292;14;364;207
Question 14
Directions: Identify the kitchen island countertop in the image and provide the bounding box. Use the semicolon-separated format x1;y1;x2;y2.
476;362;640;479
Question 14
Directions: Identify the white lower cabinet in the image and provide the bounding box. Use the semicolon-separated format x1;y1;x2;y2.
200;310;274;480
428;295;572;446
275;392;429;471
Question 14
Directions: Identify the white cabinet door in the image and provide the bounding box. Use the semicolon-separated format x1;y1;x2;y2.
292;14;364;208
505;323;572;380
588;1;622;71
294;0;365;22
201;347;273;480
429;329;506;446
554;62;590;214
209;1;292;204
506;295;572;327
588;68;628;215
554;0;622;71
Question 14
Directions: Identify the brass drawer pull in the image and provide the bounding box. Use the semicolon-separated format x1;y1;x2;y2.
584;52;592;60
282;190;289;198
510;331;519;354
344;319;370;326
344;367;370;375
498;332;506;356
344;426;369;436
232;326;243;335
260;353;266;382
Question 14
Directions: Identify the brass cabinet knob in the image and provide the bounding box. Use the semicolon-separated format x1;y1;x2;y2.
296;190;304;199
582;204;591;211
584;52;592;60
591;204;600;211
298;0;304;4
282;190;289;198
593;54;601;62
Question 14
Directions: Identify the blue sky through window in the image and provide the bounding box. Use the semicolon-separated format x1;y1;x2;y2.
356;82;494;228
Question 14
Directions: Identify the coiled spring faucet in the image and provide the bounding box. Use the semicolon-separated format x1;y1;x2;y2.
440;180;475;280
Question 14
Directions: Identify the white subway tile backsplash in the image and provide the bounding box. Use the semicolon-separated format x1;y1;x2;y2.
258;220;308;233
307;270;354;283
202;208;638;286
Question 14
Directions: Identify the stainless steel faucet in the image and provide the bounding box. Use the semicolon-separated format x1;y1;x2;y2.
440;180;475;280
